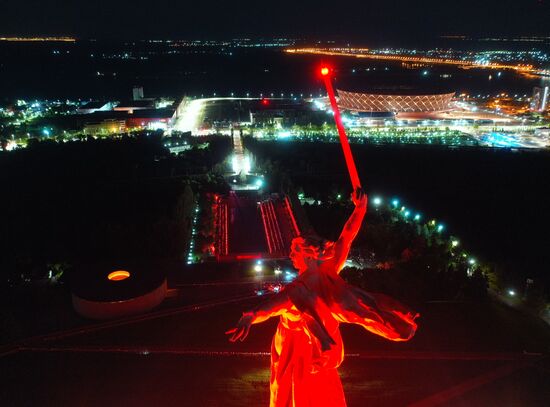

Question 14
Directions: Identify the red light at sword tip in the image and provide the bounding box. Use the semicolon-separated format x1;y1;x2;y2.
320;67;330;76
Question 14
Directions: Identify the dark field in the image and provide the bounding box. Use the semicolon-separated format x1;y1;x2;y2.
1;281;549;406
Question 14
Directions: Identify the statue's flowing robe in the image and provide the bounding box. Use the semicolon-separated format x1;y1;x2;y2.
260;268;418;407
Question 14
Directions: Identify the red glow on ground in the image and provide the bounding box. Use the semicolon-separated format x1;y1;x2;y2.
235;254;262;260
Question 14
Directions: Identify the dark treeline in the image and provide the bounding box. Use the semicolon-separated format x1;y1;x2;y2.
305;202;490;306
0;134;231;285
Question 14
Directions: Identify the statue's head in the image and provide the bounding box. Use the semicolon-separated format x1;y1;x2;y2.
290;235;335;273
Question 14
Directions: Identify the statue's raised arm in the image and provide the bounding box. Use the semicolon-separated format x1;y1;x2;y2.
330;188;368;274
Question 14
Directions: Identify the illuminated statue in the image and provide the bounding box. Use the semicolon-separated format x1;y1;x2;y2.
227;189;419;407
227;66;418;406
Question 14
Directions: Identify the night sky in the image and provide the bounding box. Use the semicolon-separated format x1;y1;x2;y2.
1;0;549;40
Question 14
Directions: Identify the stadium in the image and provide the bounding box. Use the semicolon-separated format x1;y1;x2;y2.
337;88;455;114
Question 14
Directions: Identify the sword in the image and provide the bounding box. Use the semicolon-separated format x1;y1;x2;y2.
320;66;362;191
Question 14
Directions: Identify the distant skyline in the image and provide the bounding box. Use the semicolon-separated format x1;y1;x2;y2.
1;0;549;42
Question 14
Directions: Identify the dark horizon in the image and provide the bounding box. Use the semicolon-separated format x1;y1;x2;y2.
2;0;549;41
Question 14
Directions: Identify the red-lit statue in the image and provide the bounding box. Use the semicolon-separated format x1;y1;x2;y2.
227;66;418;406
227;190;419;406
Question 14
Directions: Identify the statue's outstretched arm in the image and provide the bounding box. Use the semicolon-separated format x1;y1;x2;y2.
226;291;291;342
331;189;367;273
334;287;418;342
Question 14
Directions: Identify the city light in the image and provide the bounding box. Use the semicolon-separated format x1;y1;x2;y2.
284;270;297;281
277;131;291;139
452;240;460;247
231;156;239;173
437;224;445;233
508;289;516;297
373;197;382;206
287;48;542;76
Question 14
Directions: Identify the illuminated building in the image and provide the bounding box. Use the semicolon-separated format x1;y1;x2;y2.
79;108;176;133
114;99;155;113
125;108;177;129
337;89;455;114
133;86;145;101
77;101;114;114
83;119;127;135
71;262;167;320
250;99;315;126
530;86;549;112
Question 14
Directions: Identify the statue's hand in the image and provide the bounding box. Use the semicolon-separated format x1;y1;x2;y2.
351;188;367;208
225;312;253;342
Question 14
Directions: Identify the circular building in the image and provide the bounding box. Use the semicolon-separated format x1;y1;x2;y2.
337;88;455;114
71;261;167;320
